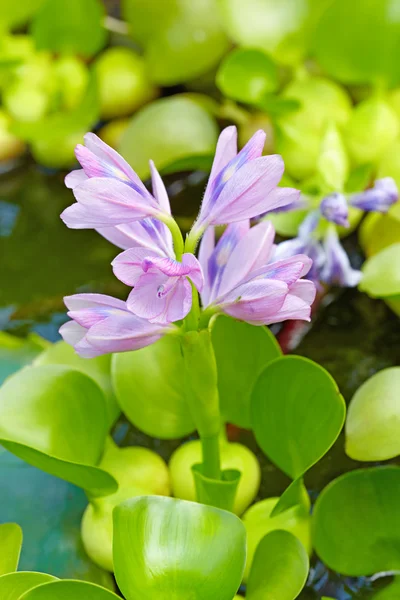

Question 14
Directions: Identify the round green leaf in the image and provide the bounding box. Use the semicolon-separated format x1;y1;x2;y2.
373;577;400;600
313;467;400;575
0;0;44;28
0;572;57;600
250;356;345;479
112;336;195;439
346;367;400;461
360;243;400;298
216;48;278;104
113;496;246;600
246;530;309;600
0;523;22;575
31;0;107;58
35;341;120;426
211;316;281;428
313;0;400;86
20;580;120;599
118;96;218;179
0;365;117;496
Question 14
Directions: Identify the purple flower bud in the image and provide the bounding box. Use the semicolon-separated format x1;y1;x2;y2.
350;177;399;213
320;193;349;227
60;294;172;358
320;227;362;287
198;220;316;325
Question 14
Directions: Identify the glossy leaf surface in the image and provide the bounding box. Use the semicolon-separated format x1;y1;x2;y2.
0;523;22;575
212;316;281;428
112;336;195;439
113;496;246;600
0;572;56;600
0;365;116;496
251;356;345;478
346;367;400;461
246;530;309;600
20;580;120;599
313;466;400;575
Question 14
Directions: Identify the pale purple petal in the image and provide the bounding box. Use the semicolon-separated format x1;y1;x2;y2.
59;321;86;346
202;126;238;215
202;155;285;226
65;169;88;189
321;227;362;287
141;254;203;291
64;293;127;312
112;248;161;286
62;178;160;229
150;160;171;214
350;177;398;213
218;221;274;299
320;192;349;227
221;279;288;325
248;255;312;286
181;253;204;292
127;272;192;324
198;227;216;306
259;187;301;217
264;280;316;324
298;211;320;238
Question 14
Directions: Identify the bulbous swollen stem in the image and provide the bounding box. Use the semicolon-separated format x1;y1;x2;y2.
156;213;185;260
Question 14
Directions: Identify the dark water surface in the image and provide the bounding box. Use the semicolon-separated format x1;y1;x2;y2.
1;165;400;598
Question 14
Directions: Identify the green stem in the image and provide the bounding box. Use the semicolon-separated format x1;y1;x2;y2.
185;225;205;255
157;214;185;260
198;306;219;330
200;433;221;480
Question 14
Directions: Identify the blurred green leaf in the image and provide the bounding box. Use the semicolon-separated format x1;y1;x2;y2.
0;365;117;496
118;96;218;179
211;315;281;428
246;530;309;600
266;208;309;238
243;496;311;581
0;572;57;600
21;580;120;599
0;523;22;574
317;123;349;191
113;496;246;600
0;0;44;28
122;0;229;85
35;341;120;427
345;164;373;193
216;48;278;104
313;0;400;86
31;0;107;58
257;95;301;118
360;243;400;297
313;466;400;575
0;333;47;386
251;356;345;479
359;213;400;257
346;367;400;461
112;336;195;439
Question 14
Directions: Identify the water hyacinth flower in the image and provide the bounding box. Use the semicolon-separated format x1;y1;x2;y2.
320;226;362;287
61;133;171;229
112;251;203;324
350;177;398;212
320;192;349;227
193;127;300;233
60;294;172;358
198;220;315;325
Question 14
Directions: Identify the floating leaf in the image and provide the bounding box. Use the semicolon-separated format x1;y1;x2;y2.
360;243;400;298
112;336;195;439
246;530;309;600
35;341;120;426
211;316;281;428
31;0;107;58
0;523;22;575
0;572;57;600
21;580;120;599
118;96;218;179
113;496;246;600
0;365;117;496
251;356;345;479
313;0;400;86
346;367;400;461
216;48;278;105
313;466;400;575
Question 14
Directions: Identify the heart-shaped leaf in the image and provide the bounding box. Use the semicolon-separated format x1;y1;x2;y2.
20;580;120;599
211;316;281;428
113;496;246;600
251;356;345;479
270;477;309;518
313;466;400;575
0;523;22;575
0;365;117;496
0;572;57;600
35;341;120;426
246;530;309;600
346;367;400;461
112;336;195;439
216;48;278;105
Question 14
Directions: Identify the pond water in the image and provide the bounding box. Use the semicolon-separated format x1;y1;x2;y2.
1;164;400;598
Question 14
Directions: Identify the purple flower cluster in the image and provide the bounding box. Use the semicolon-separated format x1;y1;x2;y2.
60;128;316;357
